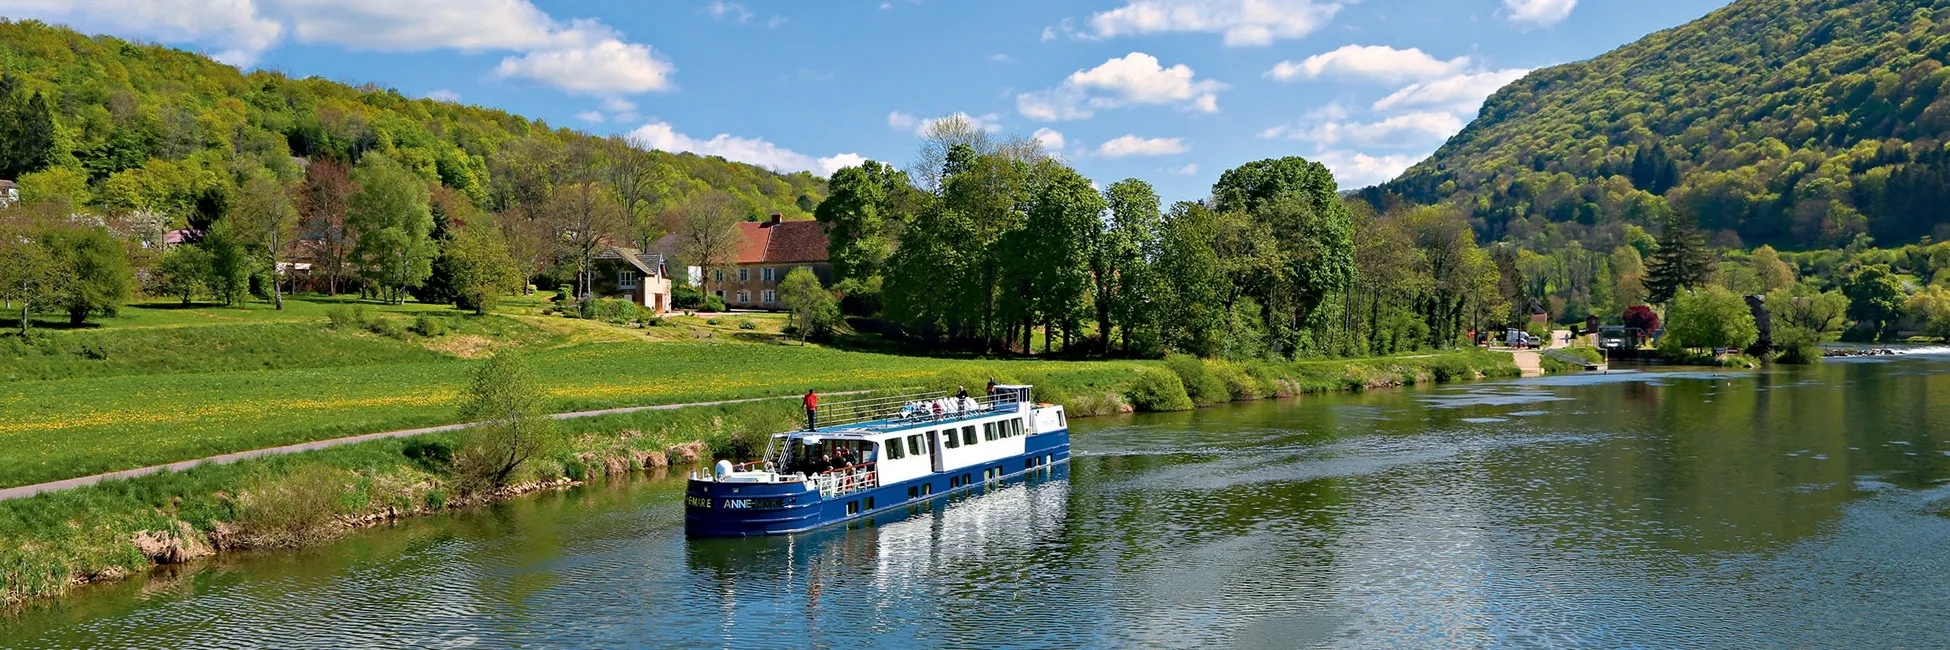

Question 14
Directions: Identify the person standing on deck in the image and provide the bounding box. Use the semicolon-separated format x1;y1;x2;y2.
986;377;997;395
804;389;819;431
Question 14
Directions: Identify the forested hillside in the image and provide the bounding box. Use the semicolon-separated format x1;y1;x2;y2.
1366;0;1950;251
0;19;824;226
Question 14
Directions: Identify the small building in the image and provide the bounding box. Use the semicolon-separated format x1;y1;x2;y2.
0;179;17;208
589;245;674;316
659;213;831;310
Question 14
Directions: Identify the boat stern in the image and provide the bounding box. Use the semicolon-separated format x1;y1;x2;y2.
684;473;823;537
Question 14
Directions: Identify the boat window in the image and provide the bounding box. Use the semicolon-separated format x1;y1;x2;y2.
983;422;997;441
1012;418;1024;436
884;440;904;460
962;426;977;446
941;430;959;449
908;434;925;456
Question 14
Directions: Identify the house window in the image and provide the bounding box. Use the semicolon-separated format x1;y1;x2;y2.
714;270;725;283
618;269;637;290
761;267;775;282
761;290;776;304
738;268;750;282
736;290;750;304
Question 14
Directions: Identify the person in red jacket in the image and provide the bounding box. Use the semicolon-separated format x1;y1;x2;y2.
804;389;819;431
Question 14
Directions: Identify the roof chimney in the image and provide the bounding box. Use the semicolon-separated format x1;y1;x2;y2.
769;212;782;226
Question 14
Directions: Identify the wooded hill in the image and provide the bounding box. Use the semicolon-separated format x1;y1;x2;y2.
0;19;825;225
1364;0;1950;251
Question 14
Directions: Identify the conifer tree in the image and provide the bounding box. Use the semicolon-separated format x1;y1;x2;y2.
1646;212;1715;305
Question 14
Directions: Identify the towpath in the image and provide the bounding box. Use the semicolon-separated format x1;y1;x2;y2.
0;390;869;502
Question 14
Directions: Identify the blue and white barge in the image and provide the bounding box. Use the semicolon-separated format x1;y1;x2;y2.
684;385;1070;537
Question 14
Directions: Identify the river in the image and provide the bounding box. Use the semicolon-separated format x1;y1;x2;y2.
7;354;1950;648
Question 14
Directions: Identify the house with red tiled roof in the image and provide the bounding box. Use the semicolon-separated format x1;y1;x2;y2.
658;213;831;310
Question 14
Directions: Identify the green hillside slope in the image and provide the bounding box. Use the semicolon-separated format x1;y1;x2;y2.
1367;0;1950;250
0;19;824;223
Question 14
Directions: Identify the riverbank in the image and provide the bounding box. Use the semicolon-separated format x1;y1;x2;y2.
0;349;1518;607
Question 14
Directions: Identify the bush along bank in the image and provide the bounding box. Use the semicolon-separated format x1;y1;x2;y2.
1;349;1517;607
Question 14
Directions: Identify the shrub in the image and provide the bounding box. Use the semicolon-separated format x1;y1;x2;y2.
238;464;346;547
1430;357;1476;381
1127;368;1194;412
1165;354;1228;405
738;319;757;330
704;294;727;312
706;317;723;326
1772;324;1823;364
401;439;454;472
1065;391;1131;416
411;314;448;337
1208;361;1262;400
324;306;357;330
672;285;704;309
586;298;634;325
554;284;574;305
365;317;408;340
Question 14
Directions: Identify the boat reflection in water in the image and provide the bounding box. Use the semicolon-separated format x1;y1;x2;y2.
683;463;1070;635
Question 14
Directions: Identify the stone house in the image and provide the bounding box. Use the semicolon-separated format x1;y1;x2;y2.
660;213;831;310
588;245;674;316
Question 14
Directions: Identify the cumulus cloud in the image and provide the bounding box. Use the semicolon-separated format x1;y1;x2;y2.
1312;151;1420;187
628;120;862;177
1032;128;1067;153
424;89;460;102
0;0;284;65
1504;0;1576;27
887;111;919;130
0;0;675;93
1094;135;1188;158
1018;52;1225;121
1267;45;1469;84
703;0;753;23
1166;163;1199;175
492;21;676;94
1373;68;1530;112
575;110;605;122
1077;0;1340;46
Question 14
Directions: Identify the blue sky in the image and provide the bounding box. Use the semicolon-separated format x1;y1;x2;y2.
3;0;1730;202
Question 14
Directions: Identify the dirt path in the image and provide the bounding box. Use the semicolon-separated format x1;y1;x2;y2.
0;390;867;502
1511;349;1544;376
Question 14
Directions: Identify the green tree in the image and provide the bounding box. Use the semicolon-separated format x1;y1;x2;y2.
1153;202;1229;357
230;176;300;310
15;165;91;211
455;354;555;491
1841;264;1905;338
0;74;55;180
777;266;838;343
1660;286;1758;354
0;214;65;335
202;220;254;306
1098;178;1163;354
1749;245;1794;293
445;217;523;315
1611;245;1647;310
1908;285;1950;341
1646;212;1716;305
348;154;436;304
1212;156;1356;356
816;160;919;283
156;245;212;305
42;226;132;326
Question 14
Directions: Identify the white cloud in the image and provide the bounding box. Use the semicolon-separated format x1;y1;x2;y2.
1094;135;1188;158
1312;150;1420;187
1267;45;1468;83
766;15;788;28
1079;0;1340;46
600;97;637;112
493;22;677;94
989;53;1015;63
628;119;862;177
889;111;1004;137
1373;68;1530;112
576;110;605;123
1504;0;1576;27
1262;111;1463;147
1017;52;1225;121
424;89;460;102
1032;128;1067;152
703;0;753;23
887;111;919;130
0;0;674;94
1166;163;1198;175
0;0;284;65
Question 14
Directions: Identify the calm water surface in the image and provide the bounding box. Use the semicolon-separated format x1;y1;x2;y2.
8;355;1950;648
